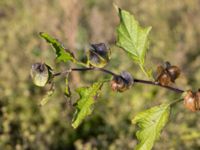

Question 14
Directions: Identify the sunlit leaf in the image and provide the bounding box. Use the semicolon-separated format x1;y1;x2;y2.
72;81;103;129
132;104;170;150
39;32;75;63
116;7;152;77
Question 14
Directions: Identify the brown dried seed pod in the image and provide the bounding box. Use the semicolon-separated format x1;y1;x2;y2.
184;90;196;112
183;90;200;112
157;73;171;86
155;66;161;80
155;65;171;86
155;62;181;86
166;66;181;82
195;90;200;110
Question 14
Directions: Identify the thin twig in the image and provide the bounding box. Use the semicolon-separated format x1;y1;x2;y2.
53;69;72;77
133;79;184;93
53;67;185;93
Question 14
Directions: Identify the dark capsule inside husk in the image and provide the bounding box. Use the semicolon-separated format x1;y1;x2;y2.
89;43;110;68
30;63;52;87
110;71;133;92
91;43;108;58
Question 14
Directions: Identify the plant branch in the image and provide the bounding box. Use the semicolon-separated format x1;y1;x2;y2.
133;79;184;93
53;67;184;94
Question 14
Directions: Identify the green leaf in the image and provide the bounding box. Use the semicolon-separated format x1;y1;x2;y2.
39;32;75;63
72;81;103;129
116;8;152;77
132;104;170;150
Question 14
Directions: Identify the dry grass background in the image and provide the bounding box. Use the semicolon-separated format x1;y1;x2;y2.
0;0;200;149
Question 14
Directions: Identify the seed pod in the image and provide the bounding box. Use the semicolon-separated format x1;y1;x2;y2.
110;76;125;92
155;62;181;86
155;65;170;86
88;43;111;68
183;90;200;112
121;71;134;88
183;90;196;112
195;90;200;110
110;71;133;92
30;63;52;87
166;66;181;83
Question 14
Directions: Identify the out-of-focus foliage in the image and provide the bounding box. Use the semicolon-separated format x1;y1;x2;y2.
0;0;200;149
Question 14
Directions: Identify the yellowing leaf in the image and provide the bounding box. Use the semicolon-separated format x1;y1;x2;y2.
72;81;103;129
132;104;170;150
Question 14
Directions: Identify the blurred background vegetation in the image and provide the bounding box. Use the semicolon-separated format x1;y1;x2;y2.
0;0;200;149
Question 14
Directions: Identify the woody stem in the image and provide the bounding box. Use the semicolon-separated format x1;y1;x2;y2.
53;67;184;94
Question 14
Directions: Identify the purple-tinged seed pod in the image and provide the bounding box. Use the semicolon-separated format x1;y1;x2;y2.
110;71;133;92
